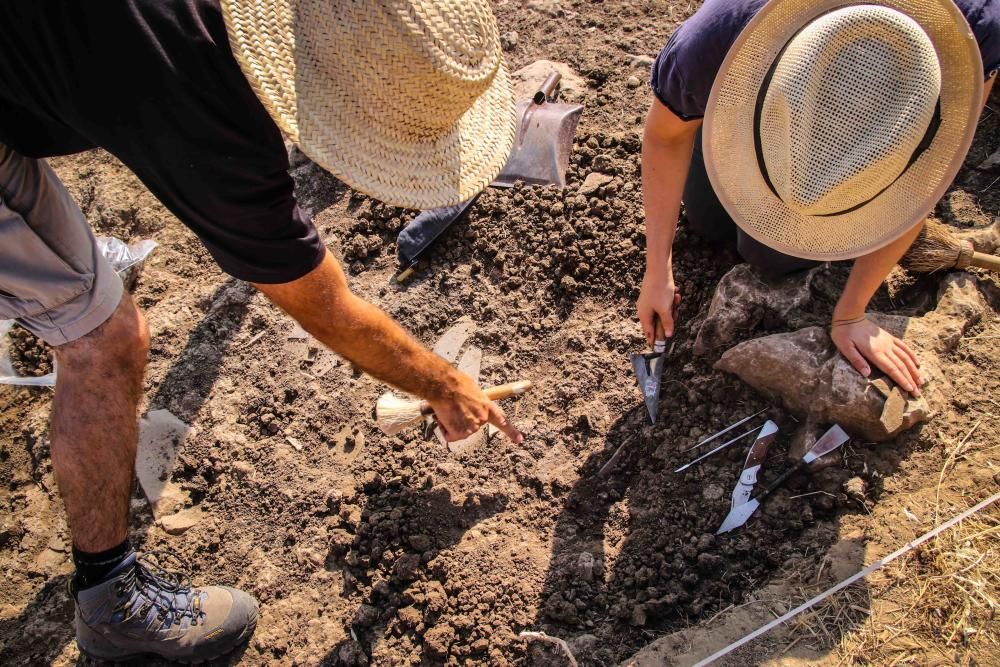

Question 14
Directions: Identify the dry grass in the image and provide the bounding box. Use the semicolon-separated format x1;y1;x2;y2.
833;504;1000;666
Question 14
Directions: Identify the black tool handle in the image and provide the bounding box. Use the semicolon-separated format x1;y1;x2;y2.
533;72;562;104
752;461;804;503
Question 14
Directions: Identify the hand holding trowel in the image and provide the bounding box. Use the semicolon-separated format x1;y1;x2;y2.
630;293;681;424
717;424;849;534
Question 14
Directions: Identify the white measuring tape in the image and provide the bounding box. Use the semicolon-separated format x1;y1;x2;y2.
692;490;1000;667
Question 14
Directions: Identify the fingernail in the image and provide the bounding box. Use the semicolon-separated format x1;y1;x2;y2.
862;367;871;377
516;433;524;444
666;329;674;337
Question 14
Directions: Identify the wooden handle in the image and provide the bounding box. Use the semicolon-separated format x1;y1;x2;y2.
653;316;666;343
971;251;1000;272
419;380;533;415
485;380;534;400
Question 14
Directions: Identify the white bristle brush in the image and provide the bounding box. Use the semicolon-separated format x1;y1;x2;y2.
375;380;534;436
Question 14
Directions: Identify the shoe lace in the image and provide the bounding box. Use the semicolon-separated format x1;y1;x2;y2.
116;551;206;627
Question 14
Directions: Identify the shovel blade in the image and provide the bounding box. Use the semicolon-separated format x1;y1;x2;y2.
492;100;583;188
630;352;664;424
716;498;760;535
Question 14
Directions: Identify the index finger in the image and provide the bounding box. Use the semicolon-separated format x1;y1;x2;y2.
487;403;524;444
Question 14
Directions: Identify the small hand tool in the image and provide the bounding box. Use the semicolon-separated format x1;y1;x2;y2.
630;316;667;424
681;408;769;453
716;424;849;534
723;420;777;517
674;422;768;473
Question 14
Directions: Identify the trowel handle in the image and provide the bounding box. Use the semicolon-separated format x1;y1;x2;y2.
533;71;562;104
752;461;804;503
418;381;534;416
652;316;667;353
970;251;1000;272
484;380;534;401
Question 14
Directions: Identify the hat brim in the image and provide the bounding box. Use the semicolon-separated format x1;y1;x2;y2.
220;0;517;210
703;0;984;261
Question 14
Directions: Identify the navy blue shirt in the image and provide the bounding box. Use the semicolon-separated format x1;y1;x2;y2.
652;0;1000;120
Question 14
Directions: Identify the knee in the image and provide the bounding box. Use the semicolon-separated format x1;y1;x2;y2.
56;295;149;375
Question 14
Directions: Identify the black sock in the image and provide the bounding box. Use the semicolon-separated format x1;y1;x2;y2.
73;539;132;590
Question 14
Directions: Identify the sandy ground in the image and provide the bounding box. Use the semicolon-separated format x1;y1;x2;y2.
2;2;999;666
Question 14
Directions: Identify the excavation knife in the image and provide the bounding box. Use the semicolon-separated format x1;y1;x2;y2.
725;420;778;512
716;424;849;535
630;316;667;424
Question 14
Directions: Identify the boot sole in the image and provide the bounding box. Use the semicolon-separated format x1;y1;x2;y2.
78;613;257;665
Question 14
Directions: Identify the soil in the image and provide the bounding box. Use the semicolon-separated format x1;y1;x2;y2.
1;2;999;666
7;326;54;378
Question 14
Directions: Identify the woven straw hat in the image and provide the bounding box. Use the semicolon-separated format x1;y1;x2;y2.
704;0;984;260
220;0;516;210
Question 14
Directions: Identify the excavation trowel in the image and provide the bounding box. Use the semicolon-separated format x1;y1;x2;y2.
716;424;849;535
630;316;668;424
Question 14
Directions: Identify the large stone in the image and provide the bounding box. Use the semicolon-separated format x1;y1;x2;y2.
158;507;202;535
694;264;832;355
715;274;986;441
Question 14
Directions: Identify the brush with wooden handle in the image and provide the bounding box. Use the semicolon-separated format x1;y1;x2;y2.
376;380;533;436
901;219;1000;273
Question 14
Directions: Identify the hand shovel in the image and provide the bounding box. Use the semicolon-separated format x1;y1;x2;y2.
492;71;583;188
630;316;668;424
716;424;849;534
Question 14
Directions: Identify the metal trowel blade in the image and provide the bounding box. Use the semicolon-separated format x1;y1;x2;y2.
630;351;665;424
717;498;760;535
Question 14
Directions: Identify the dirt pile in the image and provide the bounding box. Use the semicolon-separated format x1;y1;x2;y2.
7;325;53;378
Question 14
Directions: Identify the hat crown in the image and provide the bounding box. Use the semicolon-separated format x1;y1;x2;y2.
298;1;503;140
759;5;942;217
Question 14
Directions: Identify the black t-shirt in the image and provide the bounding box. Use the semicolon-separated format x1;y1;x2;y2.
0;0;325;284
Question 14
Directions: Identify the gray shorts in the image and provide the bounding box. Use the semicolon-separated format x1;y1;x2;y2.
0;143;122;346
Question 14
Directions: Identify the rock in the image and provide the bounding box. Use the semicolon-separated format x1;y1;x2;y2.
575;552;595;582
626;75;641;89
136;409;192;518
977;145;1000;171
880;387;907;434
591;154;614;173
424;622;457;659
510;60;585;101
579;172;613;196
568;633;598;655
701;484;724;502
408;534;432;552
158;507;202;535
352;604;378;628
695;264;826;355
336;639;369;667
393;553;421;582
716;274;986;441
501;30;518;51
526;0;564;18
631;604;648;626
844;477;866;499
626;54;656;69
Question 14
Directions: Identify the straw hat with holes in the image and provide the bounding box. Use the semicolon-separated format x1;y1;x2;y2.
703;0;984;261
218;0;516;210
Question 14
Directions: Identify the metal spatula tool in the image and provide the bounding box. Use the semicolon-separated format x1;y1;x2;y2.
629;316;667;424
716;424;850;534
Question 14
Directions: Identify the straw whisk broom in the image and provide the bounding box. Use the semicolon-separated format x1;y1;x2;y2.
375;380;533;435
901;219;1000;274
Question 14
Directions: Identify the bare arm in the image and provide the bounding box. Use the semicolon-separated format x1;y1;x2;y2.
829;74;995;394
830;223;924;394
638;98;701;343
253;250;523;442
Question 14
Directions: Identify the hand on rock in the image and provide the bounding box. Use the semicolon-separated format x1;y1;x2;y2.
638;269;681;346
830;316;922;396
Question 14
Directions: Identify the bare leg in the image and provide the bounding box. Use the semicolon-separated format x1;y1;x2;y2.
50;293;149;552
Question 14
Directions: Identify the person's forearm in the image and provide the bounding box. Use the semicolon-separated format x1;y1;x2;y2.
641;124;697;276
834;222;924;321
254;251;460;401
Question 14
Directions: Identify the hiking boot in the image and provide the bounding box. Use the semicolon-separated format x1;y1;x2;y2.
73;551;258;664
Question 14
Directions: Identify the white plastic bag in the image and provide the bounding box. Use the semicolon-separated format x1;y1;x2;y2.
0;237;157;387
